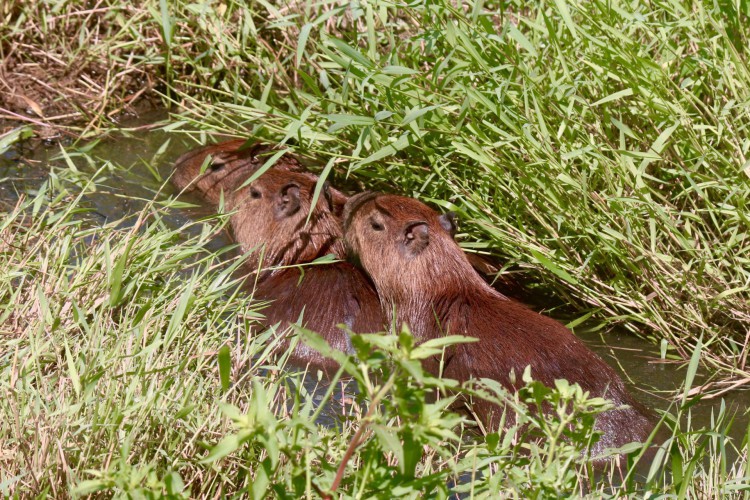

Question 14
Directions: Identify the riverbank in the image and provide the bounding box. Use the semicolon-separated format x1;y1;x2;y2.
2;0;749;496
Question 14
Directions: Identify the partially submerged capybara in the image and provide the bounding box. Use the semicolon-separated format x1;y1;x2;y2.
172;139;505;285
175;159;384;371
342;192;654;456
171;139;347;211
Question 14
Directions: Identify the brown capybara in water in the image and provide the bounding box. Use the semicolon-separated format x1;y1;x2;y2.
171;141;382;370
171;139;348;212
220;169;384;372
342;192;654;457
172;139;505;285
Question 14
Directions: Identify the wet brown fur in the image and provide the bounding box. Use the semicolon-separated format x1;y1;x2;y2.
343;193;654;457
179;162;384;372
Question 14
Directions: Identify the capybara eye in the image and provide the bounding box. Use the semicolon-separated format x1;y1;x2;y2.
370;220;384;231
209;161;224;171
250;188;262;199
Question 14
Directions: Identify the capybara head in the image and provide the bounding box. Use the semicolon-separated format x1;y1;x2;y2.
172;139;350;214
229;169;346;271
172;139;306;204
343;193;477;296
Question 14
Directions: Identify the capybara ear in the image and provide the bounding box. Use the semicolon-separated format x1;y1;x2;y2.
275;182;301;219
401;221;430;258
439;211;457;237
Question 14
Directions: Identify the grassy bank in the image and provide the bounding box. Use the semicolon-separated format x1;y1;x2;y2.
164;0;750;386
2;0;750;496
0;165;747;496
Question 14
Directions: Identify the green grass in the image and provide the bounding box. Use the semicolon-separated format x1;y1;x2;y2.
165;0;750;385
0;168;748;496
2;0;750;496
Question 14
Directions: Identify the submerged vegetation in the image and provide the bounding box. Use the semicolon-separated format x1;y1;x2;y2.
2;0;750;496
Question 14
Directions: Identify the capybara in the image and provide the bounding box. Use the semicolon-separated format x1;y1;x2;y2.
172;139;508;286
174;157;384;371
342;192;654;457
171;139;348;212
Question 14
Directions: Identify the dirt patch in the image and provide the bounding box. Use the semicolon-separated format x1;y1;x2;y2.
0;3;163;140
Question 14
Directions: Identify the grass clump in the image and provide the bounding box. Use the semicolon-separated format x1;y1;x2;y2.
0;167;255;495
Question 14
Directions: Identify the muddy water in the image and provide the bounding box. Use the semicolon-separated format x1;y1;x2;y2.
1;111;236;251
580;328;750;449
3;113;749;452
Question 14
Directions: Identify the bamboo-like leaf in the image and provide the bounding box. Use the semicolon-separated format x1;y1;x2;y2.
218;344;231;392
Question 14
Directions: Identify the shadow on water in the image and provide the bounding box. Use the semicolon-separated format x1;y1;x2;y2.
3;114;750;465
579;328;750;432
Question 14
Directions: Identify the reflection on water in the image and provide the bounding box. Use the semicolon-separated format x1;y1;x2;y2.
579;328;750;446
3;114;749;451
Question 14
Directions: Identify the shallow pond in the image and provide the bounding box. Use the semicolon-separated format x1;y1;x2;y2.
3;112;749;453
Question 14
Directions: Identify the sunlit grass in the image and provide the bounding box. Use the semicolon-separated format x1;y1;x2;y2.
0;167;747;495
166;0;750;388
2;0;750;496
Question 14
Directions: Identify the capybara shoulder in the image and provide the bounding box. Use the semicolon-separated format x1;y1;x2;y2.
252;262;383;371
